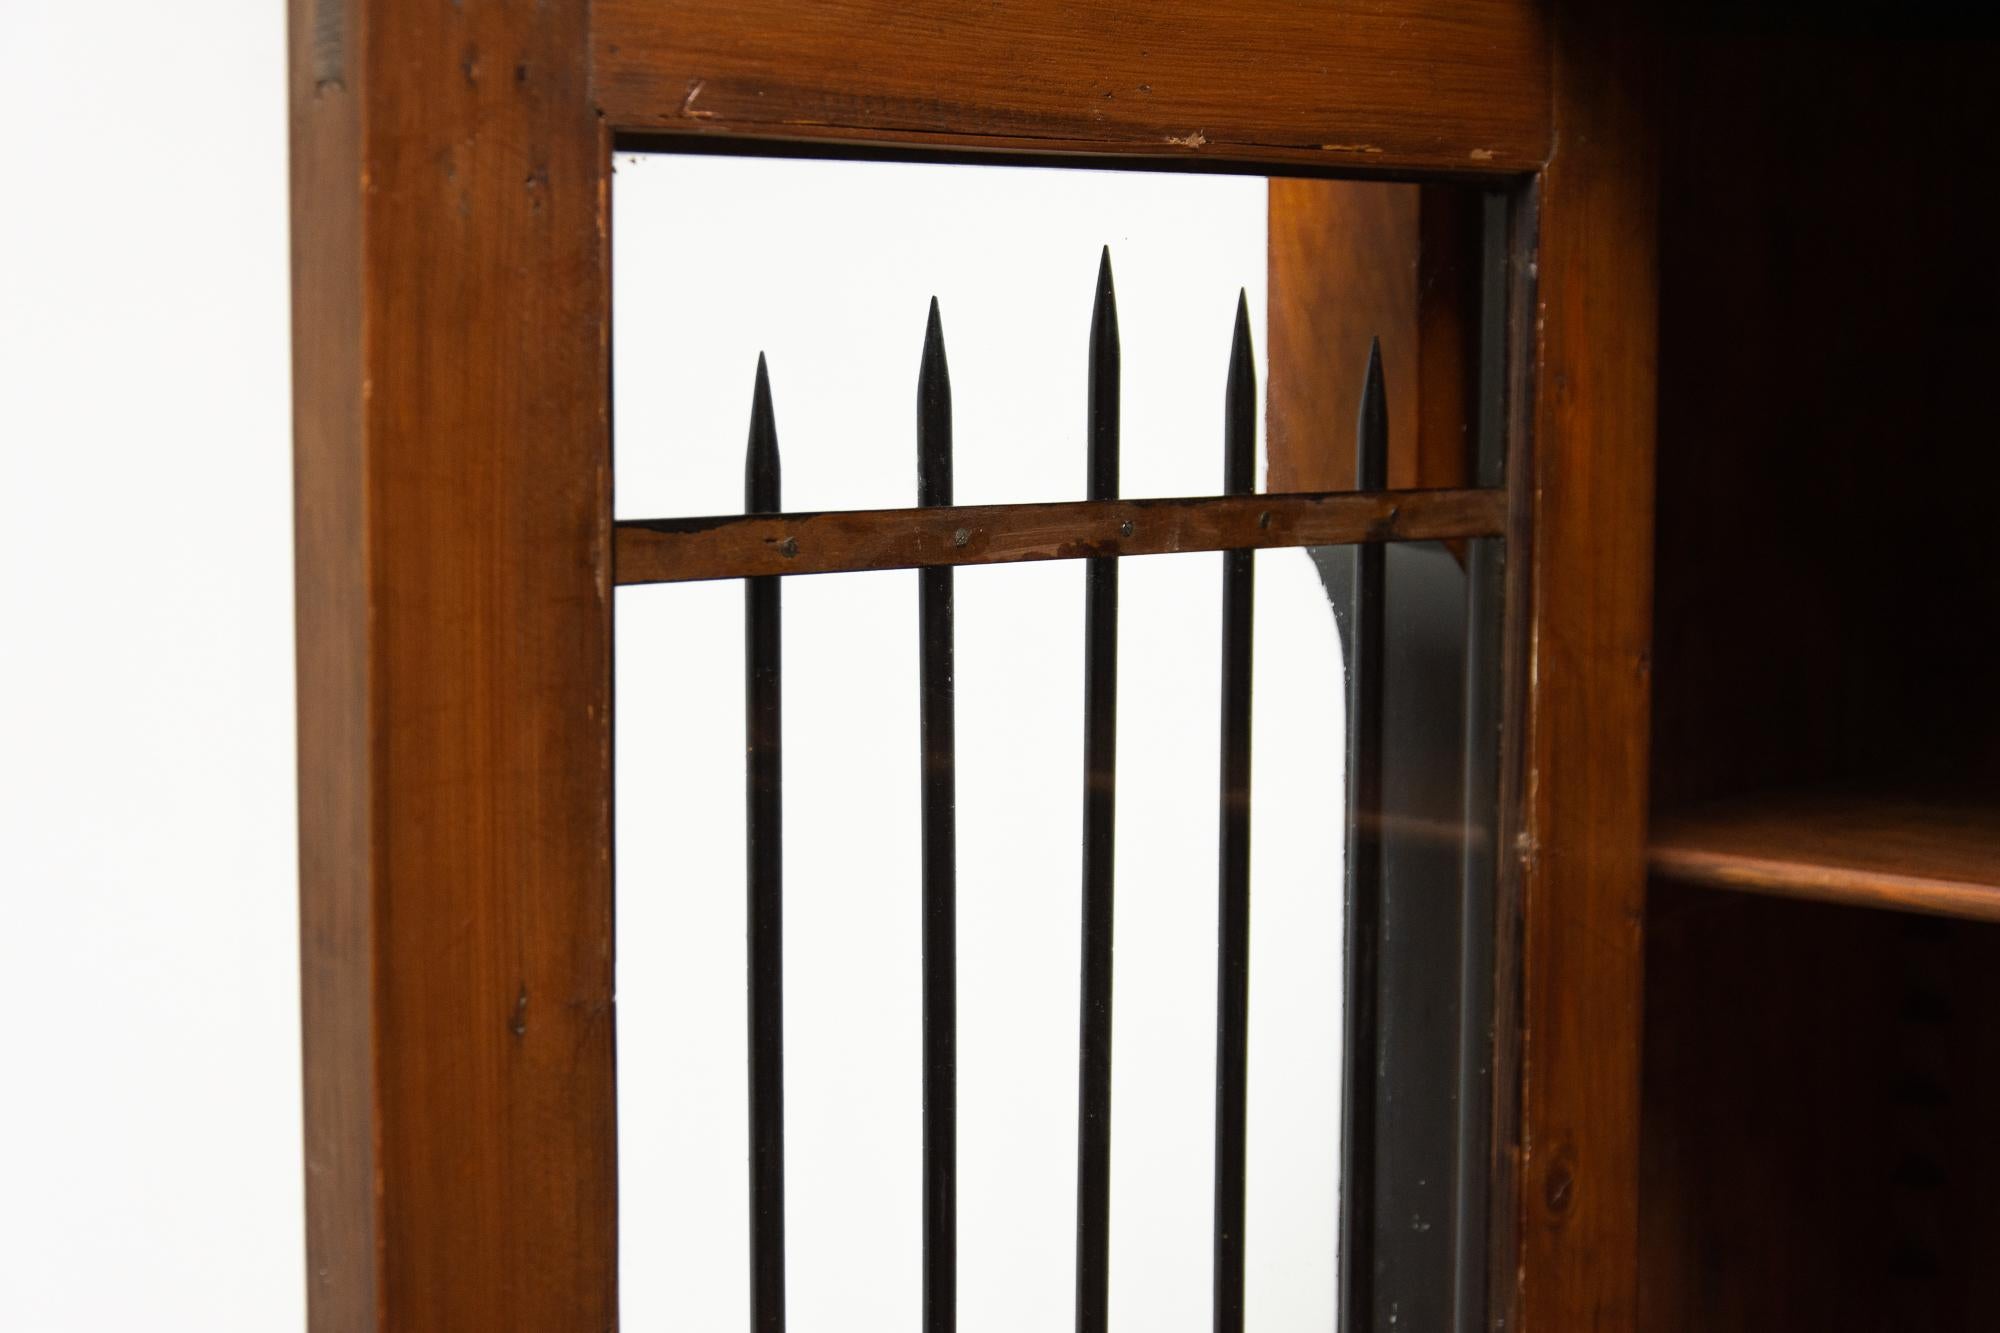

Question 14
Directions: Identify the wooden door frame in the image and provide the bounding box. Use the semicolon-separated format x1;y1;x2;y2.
289;2;1654;1328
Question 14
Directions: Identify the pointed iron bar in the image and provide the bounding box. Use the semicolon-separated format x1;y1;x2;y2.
1337;339;1389;1333
1075;248;1120;1333
744;354;787;1333
1213;292;1256;1333
917;298;958;1333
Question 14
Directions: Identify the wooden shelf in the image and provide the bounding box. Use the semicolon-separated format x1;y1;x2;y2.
1649;792;2000;923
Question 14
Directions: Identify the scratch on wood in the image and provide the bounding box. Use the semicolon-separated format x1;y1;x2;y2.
1319;143;1384;155
679;79;716;119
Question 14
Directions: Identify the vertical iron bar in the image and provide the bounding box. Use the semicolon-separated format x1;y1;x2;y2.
1214;291;1256;1333
1075;247;1120;1333
1450;191;1512;1333
1338;339;1389;1333
744;353;787;1333
918;298;957;1333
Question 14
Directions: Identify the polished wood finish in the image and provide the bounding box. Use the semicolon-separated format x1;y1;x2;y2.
1266;181;1420;493
1265;183;1478;520
614;487;1505;585
1412;186;1482;493
1514;2;1658;1329
290;0;614;1328
1652;794;2000;924
593;0;1551;173
1643;886;2000;1332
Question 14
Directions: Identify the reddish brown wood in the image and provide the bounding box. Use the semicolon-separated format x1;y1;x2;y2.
615;487;1505;585
593;0;1552;173
1413;185;1481;492
1265;181;1420;494
1643;886;2000;1332
1651;794;2000;924
1265;183;1477;508
290;0;614;1328
1515;2;1658;1329
291;3;371;1324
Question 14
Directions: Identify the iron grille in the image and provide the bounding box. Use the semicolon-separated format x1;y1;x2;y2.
614;243;1510;1333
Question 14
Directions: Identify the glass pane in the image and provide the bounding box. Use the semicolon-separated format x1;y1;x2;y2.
1102;551;1221;1331
1243;546;1346;1332
611;148;1507;1331
1314;531;1504;1332
616;549;1356;1330
781;568;925;1330
613;151;1268;520
954;559;1084;1333
616;577;750;1330
1107;546;1349;1332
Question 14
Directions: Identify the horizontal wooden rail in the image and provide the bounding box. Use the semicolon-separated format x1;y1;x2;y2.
594;0;1551;176
1650;793;2000;925
615;486;1506;585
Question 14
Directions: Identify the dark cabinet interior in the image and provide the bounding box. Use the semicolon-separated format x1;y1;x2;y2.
1644;13;2000;1329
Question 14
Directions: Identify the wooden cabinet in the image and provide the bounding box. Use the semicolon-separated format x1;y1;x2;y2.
279;1;2000;1327
1644;16;2000;1330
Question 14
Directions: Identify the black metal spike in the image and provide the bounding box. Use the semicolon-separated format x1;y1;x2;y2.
746;351;781;514
1214;287;1256;1333
1076;246;1121;1333
742;351;787;1333
917;297;957;1333
1087;246;1120;503
1338;336;1388;1333
1224;290;1256;496
1358;337;1388;490
920;297;953;508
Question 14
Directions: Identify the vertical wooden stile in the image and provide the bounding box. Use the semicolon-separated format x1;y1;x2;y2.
289;1;614;1327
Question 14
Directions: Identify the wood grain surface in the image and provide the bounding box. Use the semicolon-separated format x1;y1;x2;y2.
290;0;615;1327
594;0;1551;173
1515;2;1659;1329
1643;886;2000;1331
1266;183;1481;499
1651;793;2000;923
615;487;1505;584
1266;181;1422;493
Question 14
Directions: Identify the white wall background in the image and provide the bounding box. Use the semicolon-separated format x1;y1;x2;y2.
0;9;1348;1327
0;2;303;1331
